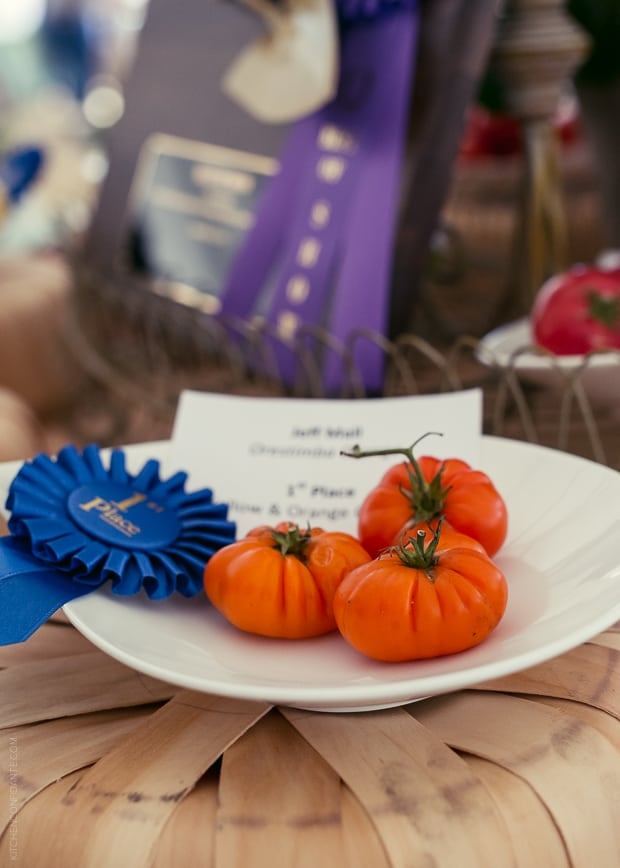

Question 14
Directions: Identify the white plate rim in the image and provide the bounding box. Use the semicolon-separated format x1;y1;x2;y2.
64;587;620;711
476;317;620;372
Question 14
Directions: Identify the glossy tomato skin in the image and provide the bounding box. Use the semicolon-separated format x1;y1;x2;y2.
531;265;620;355
333;545;508;663
357;456;508;559
203;523;371;639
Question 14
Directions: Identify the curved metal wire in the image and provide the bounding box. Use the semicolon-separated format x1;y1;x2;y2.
62;266;619;466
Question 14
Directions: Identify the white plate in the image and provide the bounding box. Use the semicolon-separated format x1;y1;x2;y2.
3;438;620;712
476;317;620;409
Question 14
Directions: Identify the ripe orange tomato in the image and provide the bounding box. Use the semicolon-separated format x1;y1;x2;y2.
203;522;371;639
349;450;508;559
333;528;508;662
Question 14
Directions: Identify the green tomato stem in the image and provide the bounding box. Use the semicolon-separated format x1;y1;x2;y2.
387;521;443;577
341;432;450;523
587;289;620;328
268;524;311;561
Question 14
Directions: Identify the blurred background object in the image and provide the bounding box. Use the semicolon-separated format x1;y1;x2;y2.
567;0;620;249
0;387;46;461
0;0;617;324
0;0;149;253
418;0;620;340
0;144;44;220
0;0;619;466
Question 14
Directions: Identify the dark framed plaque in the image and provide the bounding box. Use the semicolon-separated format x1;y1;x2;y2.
125;134;277;313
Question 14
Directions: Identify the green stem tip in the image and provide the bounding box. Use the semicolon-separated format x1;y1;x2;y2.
341;432;450;523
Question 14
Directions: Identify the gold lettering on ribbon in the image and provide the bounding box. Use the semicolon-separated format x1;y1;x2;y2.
286;276;310;304
112;492;147;512
78;493;144;538
317;125;357;155
296;238;321;268
316;156;346;184
310;200;330;229
276;126;353;340
79;497;109;514
277;311;300;340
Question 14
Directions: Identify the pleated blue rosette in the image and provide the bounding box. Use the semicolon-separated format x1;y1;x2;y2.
0;444;236;644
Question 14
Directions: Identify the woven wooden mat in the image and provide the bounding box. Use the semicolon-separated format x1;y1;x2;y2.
1;618;619;868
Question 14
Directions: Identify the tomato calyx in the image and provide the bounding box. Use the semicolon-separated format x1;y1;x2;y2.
587;289;620;329
267;523;312;562
387;523;442;579
341;432;450;524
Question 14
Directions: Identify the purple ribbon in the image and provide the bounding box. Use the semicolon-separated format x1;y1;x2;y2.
323;10;418;391
219;3;419;391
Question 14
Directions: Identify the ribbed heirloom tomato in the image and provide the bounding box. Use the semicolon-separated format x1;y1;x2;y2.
342;436;508;558
203;522;371;639
333;525;508;663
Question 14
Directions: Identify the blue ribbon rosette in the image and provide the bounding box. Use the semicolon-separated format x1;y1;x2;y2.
0;444;236;645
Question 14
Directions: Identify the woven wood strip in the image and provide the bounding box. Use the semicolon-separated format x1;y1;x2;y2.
533;695;620;750
150;770;219;868
339;783;391;868
0;651;177;729
590;632;620;653
411;690;620;868
33;691;271;868
282;706;515;868
1;623;618;866
215;710;351;868
476;642;620;718
463;754;570;868
0;622;95;668
0;768;84;867
0;707;152;834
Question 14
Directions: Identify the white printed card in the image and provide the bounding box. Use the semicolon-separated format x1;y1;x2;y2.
168;389;483;537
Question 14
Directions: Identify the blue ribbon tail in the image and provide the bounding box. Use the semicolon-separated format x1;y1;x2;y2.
0;537;98;645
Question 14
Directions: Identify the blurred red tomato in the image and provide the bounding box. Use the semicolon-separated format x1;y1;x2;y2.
531;264;620;355
459;108;521;160
459;97;580;162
